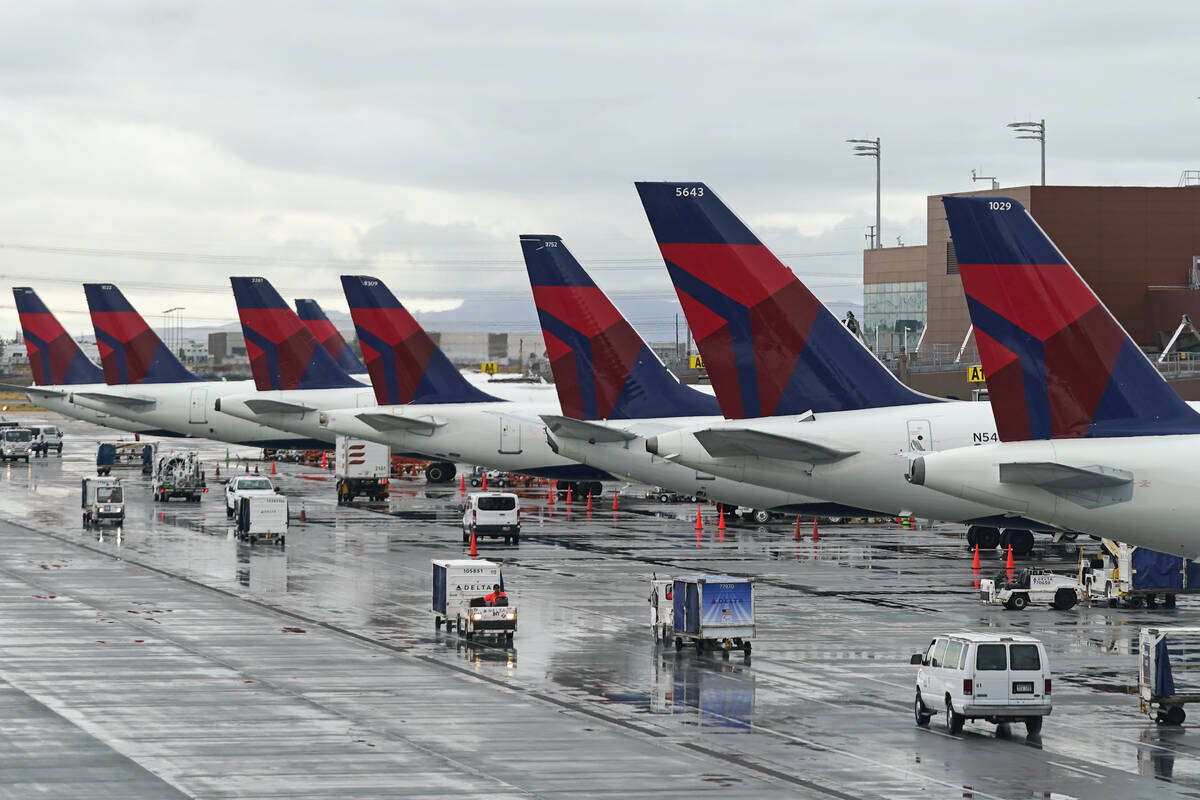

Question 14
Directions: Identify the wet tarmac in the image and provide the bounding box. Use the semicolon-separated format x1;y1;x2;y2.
0;412;1197;798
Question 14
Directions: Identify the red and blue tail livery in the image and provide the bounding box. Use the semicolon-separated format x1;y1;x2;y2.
341;275;499;405
295;299;367;374
942;195;1200;440
83;283;198;385
636;181;930;419
14;287;104;385
231;277;363;391
521;234;718;420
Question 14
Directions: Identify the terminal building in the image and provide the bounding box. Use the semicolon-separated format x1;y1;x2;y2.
864;184;1200;398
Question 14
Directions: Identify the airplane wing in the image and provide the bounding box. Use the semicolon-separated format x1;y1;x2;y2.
694;428;858;464
71;391;157;409
540;415;637;443
0;383;66;398
998;462;1132;490
355;412;445;435
242;399;316;415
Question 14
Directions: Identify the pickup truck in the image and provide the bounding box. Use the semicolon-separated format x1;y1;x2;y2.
225;475;276;518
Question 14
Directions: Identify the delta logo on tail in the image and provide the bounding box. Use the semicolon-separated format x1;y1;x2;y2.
83;284;198;384
520;234;717;420
341;275;498;405
295;299;367;373
230;278;363;392
14;287;104;385
635;181;930;419
943;195;1200;440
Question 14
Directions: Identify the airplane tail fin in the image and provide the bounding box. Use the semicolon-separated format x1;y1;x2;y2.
942;195;1200;440
520;234;718;419
635;181;930;419
230;278;363;391
341;276;499;405
83;283;198;384
14;287;104;385
294;298;367;373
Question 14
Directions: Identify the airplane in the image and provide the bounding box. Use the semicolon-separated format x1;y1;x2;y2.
907;195;1200;555
214;276;560;482
6;287;166;435
65;283;332;448
312;275;611;490
294;298;368;374
521;233;864;516
628;180;1082;554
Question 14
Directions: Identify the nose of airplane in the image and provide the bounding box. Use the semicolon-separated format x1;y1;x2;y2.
906;456;926;486
645;436;659;456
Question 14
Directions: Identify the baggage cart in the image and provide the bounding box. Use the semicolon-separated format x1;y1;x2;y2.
1140;627;1200;726
650;578;674;642
431;558;516;644
234;493;288;546
96;442;156;476
672;575;755;656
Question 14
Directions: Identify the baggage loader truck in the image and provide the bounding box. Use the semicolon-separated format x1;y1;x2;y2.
432;558;516;644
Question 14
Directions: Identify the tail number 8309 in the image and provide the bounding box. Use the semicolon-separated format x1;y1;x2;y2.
675;187;705;197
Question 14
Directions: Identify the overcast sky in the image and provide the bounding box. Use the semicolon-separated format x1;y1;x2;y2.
0;1;1195;339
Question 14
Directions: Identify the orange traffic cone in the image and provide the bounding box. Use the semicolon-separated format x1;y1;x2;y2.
611;492;618;512
548;484;555;505
586;492;593;511
812;516;820;541
270;460;276;475
321;451;327;469
793;515;801;542
469;528;478;557
215;465;220;478
299;504;306;523
718;506;726;531
971;543;981;570
695;504;704;531
1005;543;1015;571
566;485;573;504
459;474;465;492
245;461;250;474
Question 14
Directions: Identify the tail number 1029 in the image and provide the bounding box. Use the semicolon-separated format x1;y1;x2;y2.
988;201;1012;211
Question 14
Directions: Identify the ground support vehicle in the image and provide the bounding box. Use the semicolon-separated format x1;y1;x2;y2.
431;559;516;644
225;475;276;518
648;487;701;504
30;424;63;455
1081;540;1200;609
1139;627;1200;726
1;427;32;462
912;633;1052;735
980;569;1080;611
461;492;521;545
152;451;205;502
234;494;287;545
671;575;755;656
650;578;674;642
334;436;390;504
96;442;156;476
81;477;125;528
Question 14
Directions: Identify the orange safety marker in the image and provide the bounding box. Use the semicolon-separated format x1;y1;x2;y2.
586;492;593;511
548;484;556;505
793;515;802;542
245;461;250;474
215;465;220;478
718;506;726;531
270;460;276;475
566;485;573;504
459;475;465;492
482;473;488;491
299;504;307;522
611;492;618;512
321;451;327;469
971;543;981;570
1005;543;1015;571
812;516;820;541
695;504;703;531
469;527;478;557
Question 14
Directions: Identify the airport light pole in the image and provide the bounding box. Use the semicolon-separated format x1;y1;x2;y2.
162;307;183;359
1007;120;1045;185
847;138;881;248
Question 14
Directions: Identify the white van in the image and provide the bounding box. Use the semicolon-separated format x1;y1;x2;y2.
30;424;63;455
911;633;1052;735
462;492;521;545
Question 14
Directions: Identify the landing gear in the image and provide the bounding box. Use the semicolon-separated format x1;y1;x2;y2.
1000;528;1035;557
968;525;1001;549
425;461;456;484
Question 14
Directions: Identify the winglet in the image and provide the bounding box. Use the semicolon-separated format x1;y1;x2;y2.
83;283;198;384
943;195;1200;440
635;181;931;419
341;275;500;405
14;287;104;385
520;234;718;420
230;277;363;391
294;298;367;373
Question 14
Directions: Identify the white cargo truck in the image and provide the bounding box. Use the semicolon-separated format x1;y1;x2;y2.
81;477;125;528
234;493;288;546
431;558;516;644
335;436;390;504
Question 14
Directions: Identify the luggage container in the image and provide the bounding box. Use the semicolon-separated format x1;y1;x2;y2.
1139;627;1200;726
431;558;516;644
334;436;390;504
671;575;755;656
234;494;288;546
650;578;674;642
96;442;156;476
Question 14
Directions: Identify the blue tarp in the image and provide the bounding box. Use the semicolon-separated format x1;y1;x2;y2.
1131;548;1184;590
1157;637;1176;697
